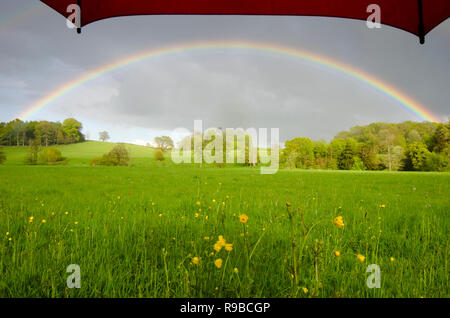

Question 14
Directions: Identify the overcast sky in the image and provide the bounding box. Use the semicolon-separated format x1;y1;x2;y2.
0;1;449;144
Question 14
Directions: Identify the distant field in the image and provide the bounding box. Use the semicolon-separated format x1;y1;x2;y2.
0;159;448;297
1;141;169;167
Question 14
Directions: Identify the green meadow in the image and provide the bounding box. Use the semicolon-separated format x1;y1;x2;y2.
0;142;448;298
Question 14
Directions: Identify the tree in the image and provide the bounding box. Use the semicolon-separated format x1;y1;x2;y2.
283;137;315;169
358;142;379;170
91;144;130;166
338;141;355;170
379;129;396;171
0;147;6;164
35;121;54;147
99;131;110;142
11;119;26;146
432;124;449;153
154;149;165;161
403;142;431;171
24;139;40;165
62;118;83;143
154;136;174;152
38;148;65;165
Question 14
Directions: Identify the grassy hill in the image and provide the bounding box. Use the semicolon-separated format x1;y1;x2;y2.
1;141;171;166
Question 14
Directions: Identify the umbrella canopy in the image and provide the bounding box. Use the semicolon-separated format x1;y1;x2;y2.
41;0;449;43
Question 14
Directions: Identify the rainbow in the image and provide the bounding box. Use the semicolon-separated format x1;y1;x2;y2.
18;41;441;122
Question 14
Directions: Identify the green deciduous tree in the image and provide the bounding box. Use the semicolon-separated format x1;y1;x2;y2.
338;141;355;170
154;149;165;161
62;118;83;143
283;137;315;169
38;148;65;165
154;136;174;152
99;131;110;142
91;144;130;166
403;142;431;171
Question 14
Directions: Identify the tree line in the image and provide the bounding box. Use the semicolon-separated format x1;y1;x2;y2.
0;118;85;147
281;120;449;172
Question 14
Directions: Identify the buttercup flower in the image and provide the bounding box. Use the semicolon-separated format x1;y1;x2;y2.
357;254;365;262
333;216;344;228
192;257;200;265
239;214;249;224
225;243;233;252
214;258;223;269
334;250;341;257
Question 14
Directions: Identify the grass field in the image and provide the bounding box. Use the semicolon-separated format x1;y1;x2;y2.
0;143;448;298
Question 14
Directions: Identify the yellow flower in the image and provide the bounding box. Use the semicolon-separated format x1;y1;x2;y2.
204;236;210;240
192;257;200;265
225;243;233;252
357;254;365;262
41;219;46;224
212;199;216;203
226;195;230;199
218;235;226;245
51;212;55;216
8;237;12;241
158;214;163;218
196;201;201;206
152;202;155;206
65;212;69;215
286;202;291;207
214;258;223;269
117;196;121;200
29;216;34;223
6;232;9;236
333;216;344;228
214;235;227;252
334;250;341;257
302;287;309;294
205;215;208;220
379;204;386;208
233;268;238;273
222;202;225;206
239;214;249;224
390;257;395;262
195;213;199;218
74;221;78;225
213;242;223;252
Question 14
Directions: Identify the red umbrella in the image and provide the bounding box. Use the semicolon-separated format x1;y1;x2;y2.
41;0;449;44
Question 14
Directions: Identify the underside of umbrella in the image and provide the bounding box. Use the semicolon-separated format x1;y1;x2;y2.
41;0;450;44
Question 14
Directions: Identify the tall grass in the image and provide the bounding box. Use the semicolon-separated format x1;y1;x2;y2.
0;166;448;297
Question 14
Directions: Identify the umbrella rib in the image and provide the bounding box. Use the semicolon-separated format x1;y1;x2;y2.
77;0;82;34
417;0;425;44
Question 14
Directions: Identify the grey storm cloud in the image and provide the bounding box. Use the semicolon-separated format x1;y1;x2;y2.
0;1;449;141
